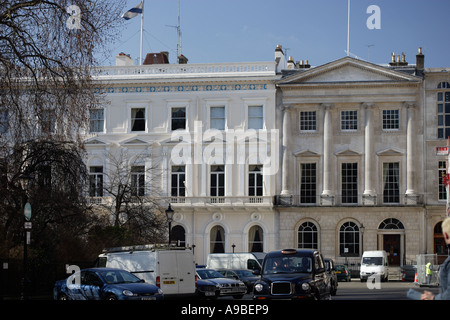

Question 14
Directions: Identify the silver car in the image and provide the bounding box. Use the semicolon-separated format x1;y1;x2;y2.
196;268;246;299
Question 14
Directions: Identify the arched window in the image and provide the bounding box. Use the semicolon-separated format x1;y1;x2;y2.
248;225;264;252
210;225;225;253
379;218;405;230
171;225;186;247
298;222;318;249
434;221;446;255
339;222;360;257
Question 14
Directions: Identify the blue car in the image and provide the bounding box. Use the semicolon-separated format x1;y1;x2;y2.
53;267;164;300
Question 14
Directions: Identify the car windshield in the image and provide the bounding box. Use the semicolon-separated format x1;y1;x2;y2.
263;256;312;274
362;257;382;266
197;269;223;279
97;269;142;284
335;265;346;271
234;270;254;277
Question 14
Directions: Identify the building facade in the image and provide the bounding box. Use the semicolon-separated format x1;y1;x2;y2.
275;48;449;266
86;48;449;266
87;53;280;264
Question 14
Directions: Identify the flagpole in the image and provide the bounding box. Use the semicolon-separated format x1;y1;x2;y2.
347;0;350;56
140;0;145;65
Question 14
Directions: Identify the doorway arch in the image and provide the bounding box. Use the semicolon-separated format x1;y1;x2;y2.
378;218;405;266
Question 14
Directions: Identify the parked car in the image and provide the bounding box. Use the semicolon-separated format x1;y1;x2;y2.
324;258;338;295
253;249;331;300
195;279;218;299
335;264;352;282
53;268;164;300
216;268;259;293
400;265;417;282
196;268;247;299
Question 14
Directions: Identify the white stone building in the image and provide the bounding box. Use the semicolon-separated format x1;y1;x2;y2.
86;53;280;264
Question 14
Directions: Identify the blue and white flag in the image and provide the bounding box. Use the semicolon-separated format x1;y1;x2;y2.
121;1;143;20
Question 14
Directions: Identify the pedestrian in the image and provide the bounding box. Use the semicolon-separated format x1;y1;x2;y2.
421;217;450;300
426;261;433;285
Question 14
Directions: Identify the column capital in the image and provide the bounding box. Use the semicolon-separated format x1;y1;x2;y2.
361;102;376;109
403;101;416;109
320;103;335;110
281;105;293;112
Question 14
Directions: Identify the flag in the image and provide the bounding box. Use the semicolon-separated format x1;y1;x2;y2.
121;1;143;20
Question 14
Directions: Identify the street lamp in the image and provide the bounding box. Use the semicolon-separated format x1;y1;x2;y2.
165;204;174;246
19;168;34;300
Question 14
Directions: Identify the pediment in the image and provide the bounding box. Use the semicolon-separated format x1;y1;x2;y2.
293;149;320;157
84;137;108;145
278;57;420;85
376;148;404;156
335;149;362;156
120;138;148;145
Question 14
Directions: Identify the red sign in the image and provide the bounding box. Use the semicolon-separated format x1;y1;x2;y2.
436;146;449;156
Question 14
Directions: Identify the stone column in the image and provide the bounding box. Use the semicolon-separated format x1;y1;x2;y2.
362;103;376;205
321;104;334;205
405;102;418;204
280;105;293;197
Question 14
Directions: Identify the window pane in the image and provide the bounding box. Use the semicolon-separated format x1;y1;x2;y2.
171;107;186;130
131;108;145;131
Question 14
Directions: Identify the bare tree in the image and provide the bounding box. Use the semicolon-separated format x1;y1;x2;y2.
0;0;127;147
96;147;168;245
0;1;128;262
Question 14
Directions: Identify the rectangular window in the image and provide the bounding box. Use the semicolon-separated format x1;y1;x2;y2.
341;163;358;204
210;106;225;130
171;165;186;197
171;107;186;131
300;111;316;131
131;166;145;196
382;110;399;130
210;165;225;197
89;166;103;197
383;162;400;203
437;91;450;139
89;109;104;133
341;110;358;131
249;165;263;196
131;108;146;131
300;163;316;204
439;161;447;201
248;106;263;129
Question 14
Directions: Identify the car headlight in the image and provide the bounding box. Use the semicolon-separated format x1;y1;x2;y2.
123;289;137;297
254;283;264;292
157;288;164;295
301;282;311;292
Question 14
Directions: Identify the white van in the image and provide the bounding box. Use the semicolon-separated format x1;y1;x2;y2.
207;252;265;271
97;245;196;296
360;250;389;282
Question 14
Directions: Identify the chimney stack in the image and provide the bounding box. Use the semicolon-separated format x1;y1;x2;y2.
416;47;424;70
116;52;134;66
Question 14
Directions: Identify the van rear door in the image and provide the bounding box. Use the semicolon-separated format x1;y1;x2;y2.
158;251;195;295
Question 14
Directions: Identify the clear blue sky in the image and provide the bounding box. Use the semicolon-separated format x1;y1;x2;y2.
100;0;450;68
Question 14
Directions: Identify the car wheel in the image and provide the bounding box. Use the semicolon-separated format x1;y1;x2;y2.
105;294;117;300
58;293;69;300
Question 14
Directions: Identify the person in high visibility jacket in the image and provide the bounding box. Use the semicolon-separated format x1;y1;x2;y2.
422;217;450;300
426;261;433;284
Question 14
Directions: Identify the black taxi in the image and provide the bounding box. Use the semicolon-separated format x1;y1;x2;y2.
252;249;331;300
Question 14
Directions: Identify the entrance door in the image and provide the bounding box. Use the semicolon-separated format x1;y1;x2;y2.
383;234;400;266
